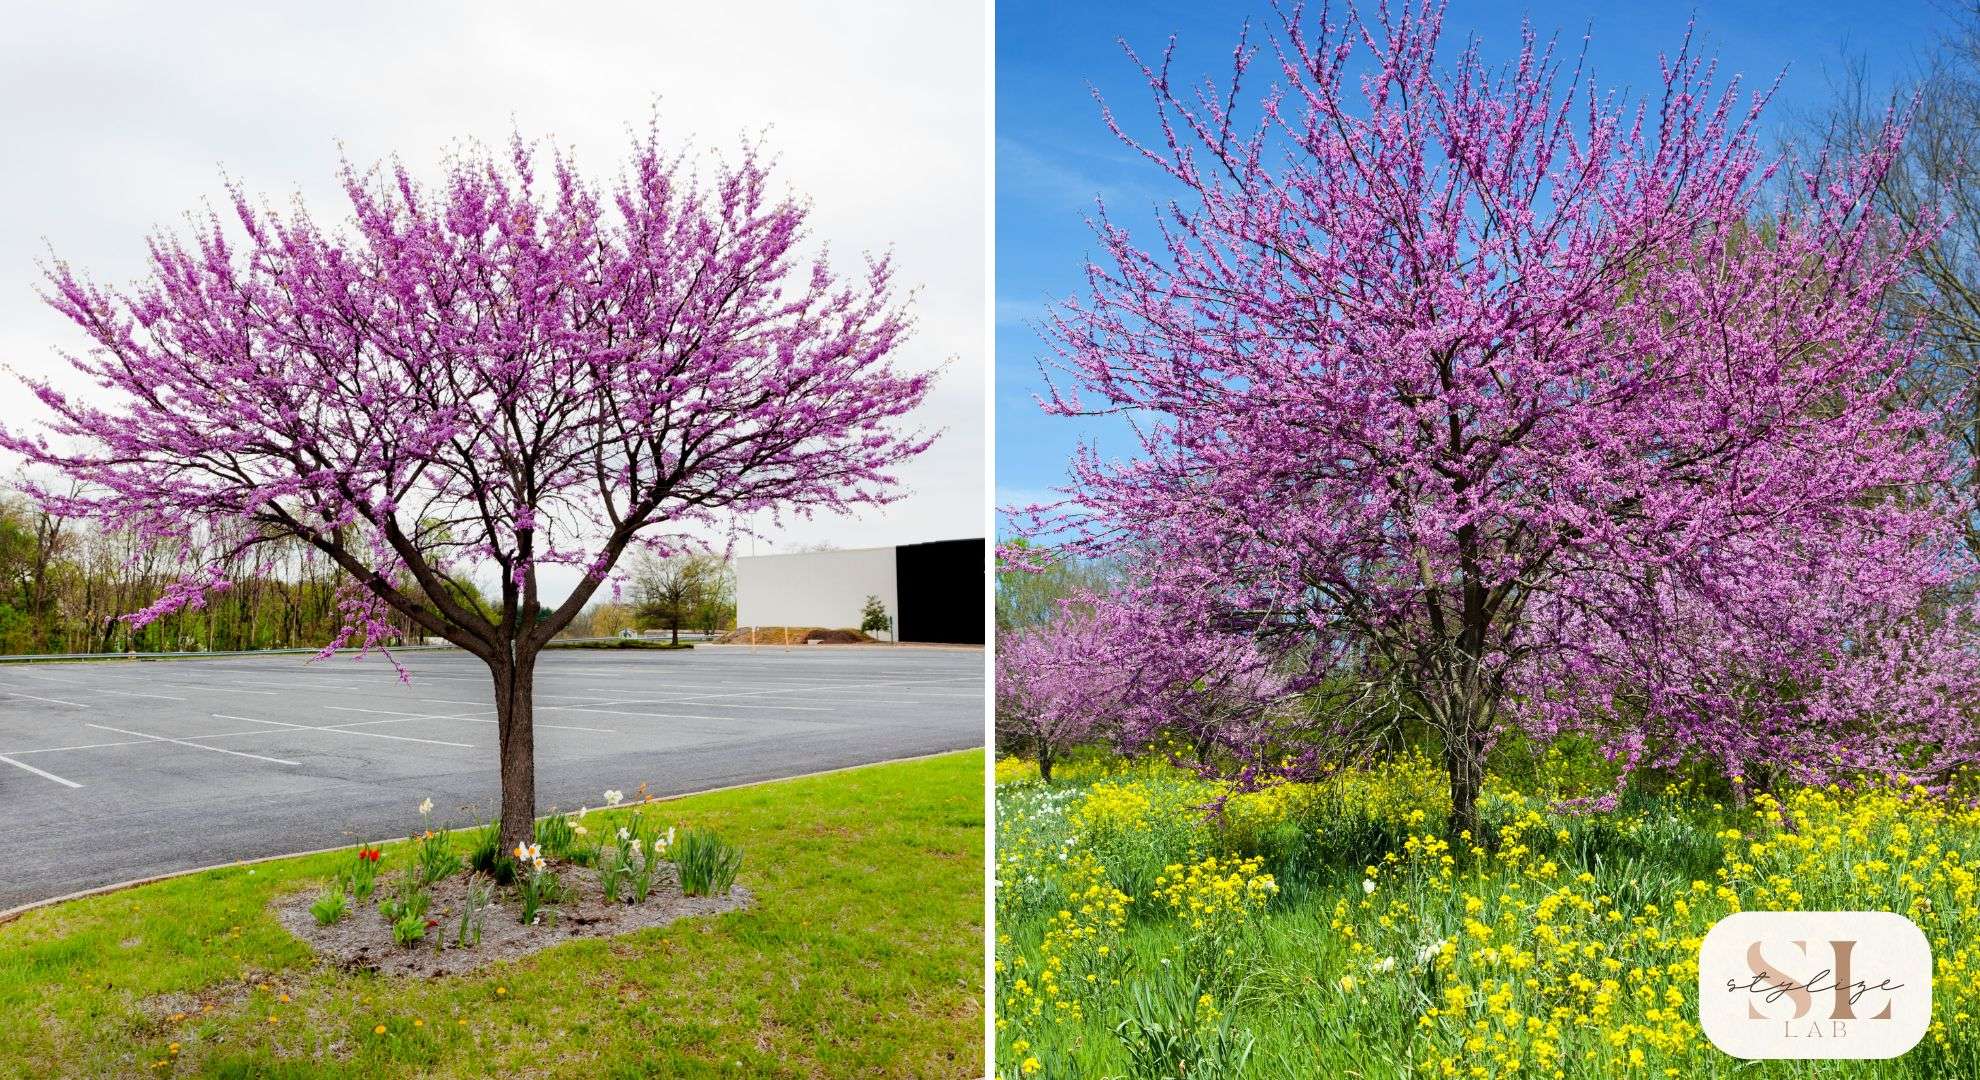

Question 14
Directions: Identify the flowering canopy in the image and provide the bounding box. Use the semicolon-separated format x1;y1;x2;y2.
1013;2;1980;828
3;127;933;664
5;125;936;847
995;607;1126;784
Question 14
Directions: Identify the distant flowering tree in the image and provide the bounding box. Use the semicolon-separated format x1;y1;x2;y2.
5;128;935;850
994;584;1305;782
1085;583;1302;775
1015;2;1980;837
995;608;1125;782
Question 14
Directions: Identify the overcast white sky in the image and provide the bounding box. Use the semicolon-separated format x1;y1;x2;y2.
0;0;987;602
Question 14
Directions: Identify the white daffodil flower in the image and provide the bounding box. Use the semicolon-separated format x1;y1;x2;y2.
418;798;434;817
604;789;624;806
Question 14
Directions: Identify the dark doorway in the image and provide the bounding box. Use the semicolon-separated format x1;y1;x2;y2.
894;538;985;644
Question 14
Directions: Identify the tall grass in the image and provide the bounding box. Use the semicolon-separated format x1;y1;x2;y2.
994;748;1980;1079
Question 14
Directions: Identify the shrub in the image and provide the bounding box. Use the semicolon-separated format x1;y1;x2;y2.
673;827;743;896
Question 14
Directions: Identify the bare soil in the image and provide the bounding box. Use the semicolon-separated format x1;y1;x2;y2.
715;625;874;645
274;863;751;977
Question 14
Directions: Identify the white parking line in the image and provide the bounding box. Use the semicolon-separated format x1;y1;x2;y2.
81;687;188;701
0;686;92;708
419;697;761;724
190;680;358;692
153;682;277;696
3;671;185;701
325;705;620;734
640;677;982;702
0;728;297;755
573;692;831;712
212;713;475;749
0;753;81;788
84;723;301;766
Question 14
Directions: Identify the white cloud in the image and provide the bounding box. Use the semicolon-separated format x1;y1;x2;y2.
0;0;986;601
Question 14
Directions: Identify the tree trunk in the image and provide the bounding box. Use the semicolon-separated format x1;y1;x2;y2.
1038;746;1055;784
1444;723;1485;844
671;621;679;646
491;649;538;855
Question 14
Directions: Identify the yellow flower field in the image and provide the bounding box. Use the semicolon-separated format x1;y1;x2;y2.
993;750;1980;1078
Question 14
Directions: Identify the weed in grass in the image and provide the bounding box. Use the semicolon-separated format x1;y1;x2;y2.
674;826;743;896
307;888;347;927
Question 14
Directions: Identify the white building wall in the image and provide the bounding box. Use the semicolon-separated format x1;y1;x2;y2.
735;546;899;633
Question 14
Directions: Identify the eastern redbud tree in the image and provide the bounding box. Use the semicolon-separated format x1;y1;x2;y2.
1017;2;1980;837
5;129;935;850
995;605;1127;783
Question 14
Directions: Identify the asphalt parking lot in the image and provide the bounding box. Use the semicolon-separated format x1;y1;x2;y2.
0;644;983;909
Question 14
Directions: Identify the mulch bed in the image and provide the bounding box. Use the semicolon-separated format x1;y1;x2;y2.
274;863;751;977
714;626;874;645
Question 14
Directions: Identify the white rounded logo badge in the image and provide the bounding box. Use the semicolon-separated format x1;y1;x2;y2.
1698;911;1932;1059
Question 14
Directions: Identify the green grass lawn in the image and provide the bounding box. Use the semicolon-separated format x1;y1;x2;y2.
0;751;984;1079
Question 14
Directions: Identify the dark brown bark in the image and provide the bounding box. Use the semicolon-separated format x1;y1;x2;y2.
1443;718;1487;844
491;648;539;854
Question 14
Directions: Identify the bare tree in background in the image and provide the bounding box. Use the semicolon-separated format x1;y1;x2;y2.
1806;4;1980;553
632;553;725;646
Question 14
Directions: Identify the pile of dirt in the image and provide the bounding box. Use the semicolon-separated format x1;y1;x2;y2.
275;865;750;977
715;626;874;645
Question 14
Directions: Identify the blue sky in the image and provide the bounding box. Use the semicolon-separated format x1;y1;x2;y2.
995;0;1952;529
